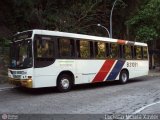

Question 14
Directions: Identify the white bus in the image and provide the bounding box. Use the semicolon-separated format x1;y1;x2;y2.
8;29;149;92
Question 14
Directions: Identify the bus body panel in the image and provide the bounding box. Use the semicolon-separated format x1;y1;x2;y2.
75;60;105;84
117;60;149;80
8;59;149;88
8;68;34;88
8;68;34;80
33;60;76;88
32;59;149;88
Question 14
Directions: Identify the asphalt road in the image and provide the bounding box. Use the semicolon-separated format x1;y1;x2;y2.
0;76;160;119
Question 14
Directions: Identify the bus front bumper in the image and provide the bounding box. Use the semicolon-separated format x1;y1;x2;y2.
8;78;32;88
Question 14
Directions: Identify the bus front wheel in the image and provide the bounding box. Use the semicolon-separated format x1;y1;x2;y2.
57;74;72;92
119;70;129;84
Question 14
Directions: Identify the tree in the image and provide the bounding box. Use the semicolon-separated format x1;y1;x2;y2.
0;0;143;38
41;0;105;35
126;0;160;42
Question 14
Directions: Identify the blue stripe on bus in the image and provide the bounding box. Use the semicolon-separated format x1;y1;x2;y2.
106;60;125;80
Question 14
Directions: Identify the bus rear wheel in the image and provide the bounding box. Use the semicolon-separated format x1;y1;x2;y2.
57;74;72;92
119;70;129;84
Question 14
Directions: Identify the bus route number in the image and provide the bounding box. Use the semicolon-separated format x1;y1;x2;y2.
127;62;138;67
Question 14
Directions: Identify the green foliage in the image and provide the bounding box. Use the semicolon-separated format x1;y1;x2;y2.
136;26;158;42
126;0;160;42
0;37;10;47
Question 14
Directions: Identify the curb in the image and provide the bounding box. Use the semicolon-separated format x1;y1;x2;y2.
148;70;160;77
0;83;13;89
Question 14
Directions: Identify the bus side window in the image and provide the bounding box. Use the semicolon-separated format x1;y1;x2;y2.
34;35;55;68
95;41;105;59
143;47;148;59
58;38;75;58
124;45;132;60
110;43;118;59
135;46;143;60
79;40;90;59
36;36;54;59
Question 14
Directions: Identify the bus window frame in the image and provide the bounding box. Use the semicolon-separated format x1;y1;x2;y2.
105;43;110;58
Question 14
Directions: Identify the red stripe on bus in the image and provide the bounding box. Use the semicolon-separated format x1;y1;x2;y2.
117;39;126;44
92;60;115;83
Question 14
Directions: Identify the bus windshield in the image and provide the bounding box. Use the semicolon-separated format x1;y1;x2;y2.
10;39;33;69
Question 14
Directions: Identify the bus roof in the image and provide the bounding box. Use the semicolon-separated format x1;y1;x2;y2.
19;29;148;46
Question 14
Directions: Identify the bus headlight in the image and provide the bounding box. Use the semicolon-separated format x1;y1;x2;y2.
28;76;32;79
21;79;32;88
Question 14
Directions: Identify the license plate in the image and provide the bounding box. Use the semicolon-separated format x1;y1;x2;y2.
13;75;21;79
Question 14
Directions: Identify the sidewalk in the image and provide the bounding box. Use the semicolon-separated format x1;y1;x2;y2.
0;70;7;84
0;75;7;83
0;83;13;88
148;69;160;77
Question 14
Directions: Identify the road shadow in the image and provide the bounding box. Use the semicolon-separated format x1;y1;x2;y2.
72;77;149;91
12;86;59;95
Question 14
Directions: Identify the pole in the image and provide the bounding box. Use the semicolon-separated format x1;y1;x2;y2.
110;0;118;38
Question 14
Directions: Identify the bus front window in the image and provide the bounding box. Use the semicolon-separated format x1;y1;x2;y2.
10;39;32;69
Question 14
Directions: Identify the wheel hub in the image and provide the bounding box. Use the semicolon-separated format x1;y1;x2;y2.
61;78;69;89
122;73;127;82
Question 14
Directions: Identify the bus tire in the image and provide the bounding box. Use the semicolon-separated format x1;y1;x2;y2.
119;70;129;84
57;74;72;92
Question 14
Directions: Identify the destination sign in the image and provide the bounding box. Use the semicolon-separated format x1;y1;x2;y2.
13;31;32;41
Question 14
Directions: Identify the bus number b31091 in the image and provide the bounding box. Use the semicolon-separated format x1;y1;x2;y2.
127;62;138;67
